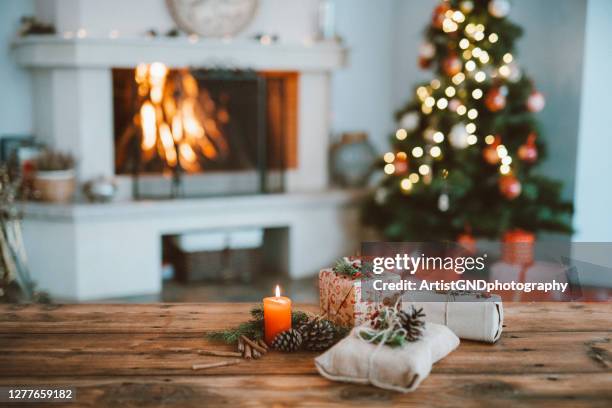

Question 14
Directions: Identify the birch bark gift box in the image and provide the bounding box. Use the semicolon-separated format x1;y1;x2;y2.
402;291;504;343
319;258;401;327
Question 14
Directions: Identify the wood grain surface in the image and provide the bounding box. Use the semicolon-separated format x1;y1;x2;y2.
1;302;611;407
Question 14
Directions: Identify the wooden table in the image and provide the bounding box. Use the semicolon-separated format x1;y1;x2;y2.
1;303;611;407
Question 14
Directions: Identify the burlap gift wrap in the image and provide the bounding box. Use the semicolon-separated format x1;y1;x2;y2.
315;323;459;393
319;268;401;326
402;292;503;343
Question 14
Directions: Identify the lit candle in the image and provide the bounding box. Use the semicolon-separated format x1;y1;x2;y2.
263;285;292;345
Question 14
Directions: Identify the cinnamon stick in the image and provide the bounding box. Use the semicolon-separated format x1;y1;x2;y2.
198;349;242;358
238;338;245;352
240;335;266;354
257;339;269;351
243;343;252;359
191;360;241;370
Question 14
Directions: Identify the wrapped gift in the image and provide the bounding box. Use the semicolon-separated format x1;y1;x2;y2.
402;291;503;343
319;259;401;327
315;323;459;393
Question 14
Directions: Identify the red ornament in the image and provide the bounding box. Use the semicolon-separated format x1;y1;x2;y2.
499;174;522;200
485;87;507;112
443;54;462;76
419;56;432;69
483;135;502;165
527;90;545;112
432;3;450;29
394;154;409;174
518;133;538;163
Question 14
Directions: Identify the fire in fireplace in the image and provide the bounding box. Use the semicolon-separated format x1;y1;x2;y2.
113;65;298;198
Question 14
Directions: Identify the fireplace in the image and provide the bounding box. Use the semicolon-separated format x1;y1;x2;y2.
113;65;298;198
15;36;355;300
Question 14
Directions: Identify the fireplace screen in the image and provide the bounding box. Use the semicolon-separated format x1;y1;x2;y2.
113;65;295;198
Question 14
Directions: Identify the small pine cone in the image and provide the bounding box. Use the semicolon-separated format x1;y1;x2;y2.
398;306;425;342
271;329;302;352
298;318;336;351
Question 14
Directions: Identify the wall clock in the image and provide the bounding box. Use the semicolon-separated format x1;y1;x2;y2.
166;0;259;38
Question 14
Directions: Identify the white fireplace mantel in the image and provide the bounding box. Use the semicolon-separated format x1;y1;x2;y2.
12;36;347;71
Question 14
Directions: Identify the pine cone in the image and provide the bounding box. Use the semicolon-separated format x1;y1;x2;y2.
298;318;336;351
271;329;302;352
397;306;425;342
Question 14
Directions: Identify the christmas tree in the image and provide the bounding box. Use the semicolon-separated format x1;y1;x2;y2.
363;0;573;242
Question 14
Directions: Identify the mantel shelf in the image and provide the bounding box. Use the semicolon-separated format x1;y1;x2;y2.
12;36;348;71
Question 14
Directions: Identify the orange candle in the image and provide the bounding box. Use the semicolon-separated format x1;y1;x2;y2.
263;285;292;345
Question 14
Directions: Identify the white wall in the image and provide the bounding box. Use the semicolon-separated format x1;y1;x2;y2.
573;0;612;241
34;0;319;42
330;0;396;151
0;0;34;136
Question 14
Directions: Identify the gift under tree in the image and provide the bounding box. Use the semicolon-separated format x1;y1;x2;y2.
363;0;573;242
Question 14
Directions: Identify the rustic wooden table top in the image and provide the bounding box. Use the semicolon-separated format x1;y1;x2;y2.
1;302;611;407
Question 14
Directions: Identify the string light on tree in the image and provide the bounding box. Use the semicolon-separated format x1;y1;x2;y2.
418;164;431;176
430;146;442;158
395;128;408;140
400;178;413;193
452;72;466;85
433;131;445;143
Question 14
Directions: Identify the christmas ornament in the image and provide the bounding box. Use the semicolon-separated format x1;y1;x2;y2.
419;42;436;59
299;318;336;351
394;154;409;174
485;86;507;112
506;62;522;83
488;0;510;18
449;123;470;149
483;136;502;165
272;329;303;352
527;90;546;112
438;192;449;212
499;174;522;199
419;56;432;69
448;98;461;112
400;111;420;132
443;54;462;76
518;133;538;163
431;3;450;29
460;1;474;14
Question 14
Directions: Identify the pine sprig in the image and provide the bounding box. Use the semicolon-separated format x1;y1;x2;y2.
206;305;312;345
332;258;361;278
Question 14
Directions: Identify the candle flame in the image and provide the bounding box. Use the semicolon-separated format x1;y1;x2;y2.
275;285;281;297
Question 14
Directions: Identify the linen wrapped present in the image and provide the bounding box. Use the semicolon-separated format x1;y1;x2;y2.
402;291;503;343
319;267;401;327
315;323;459;393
